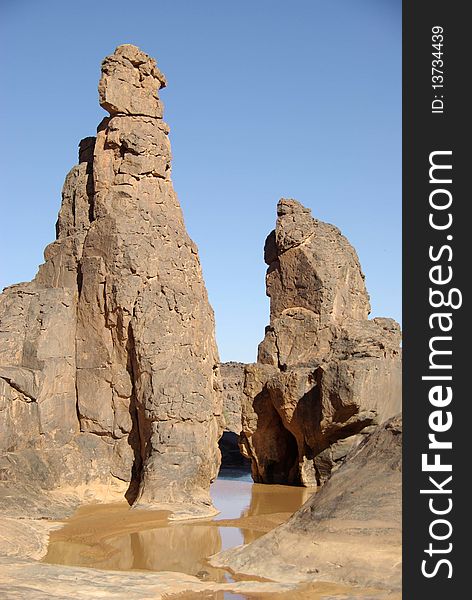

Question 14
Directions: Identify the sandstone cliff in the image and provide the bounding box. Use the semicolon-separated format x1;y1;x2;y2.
0;45;222;518
239;199;401;486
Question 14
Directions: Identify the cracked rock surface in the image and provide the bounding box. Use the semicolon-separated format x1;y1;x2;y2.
0;44;222;519
239;199;402;487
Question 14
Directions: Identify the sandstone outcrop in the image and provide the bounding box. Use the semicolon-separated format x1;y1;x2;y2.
239;199;401;486
218;362;249;468
0;44;222;518
220;362;245;435
213;415;402;591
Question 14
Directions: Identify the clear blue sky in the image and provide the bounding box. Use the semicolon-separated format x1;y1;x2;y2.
0;0;401;363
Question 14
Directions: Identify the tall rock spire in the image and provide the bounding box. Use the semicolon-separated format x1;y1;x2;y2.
0;45;222;518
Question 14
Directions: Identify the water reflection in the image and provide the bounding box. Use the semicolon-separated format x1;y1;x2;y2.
103;525;227;580
211;478;253;519
45;520;236;581
43;477;314;581
243;483;312;518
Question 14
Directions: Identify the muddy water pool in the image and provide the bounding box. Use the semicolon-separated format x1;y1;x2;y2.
43;469;314;583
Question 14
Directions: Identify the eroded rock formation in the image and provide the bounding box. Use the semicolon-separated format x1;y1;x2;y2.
220;362;245;435
219;362;249;468
213;415;402;591
0;44;222;518
240;199;401;486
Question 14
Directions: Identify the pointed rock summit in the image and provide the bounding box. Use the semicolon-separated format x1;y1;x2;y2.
0;45;222;518
98;44;167;117
240;199;401;486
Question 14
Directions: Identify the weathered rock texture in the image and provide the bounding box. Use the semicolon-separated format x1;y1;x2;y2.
240;199;401;486
220;362;245;434
219;362;249;468
0;44;222;518
213;415;402;591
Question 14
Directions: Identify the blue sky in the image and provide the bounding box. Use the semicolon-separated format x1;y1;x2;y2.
0;0;401;362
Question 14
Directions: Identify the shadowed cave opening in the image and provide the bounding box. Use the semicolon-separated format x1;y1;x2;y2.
218;431;251;474
251;389;300;485
259;414;299;485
